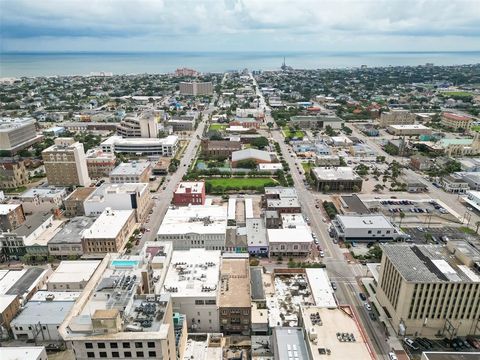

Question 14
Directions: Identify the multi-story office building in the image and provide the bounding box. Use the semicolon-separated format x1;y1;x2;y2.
85;148;117;179
157;204;227;250
218;257;251;334
82;208;136;255
63;187;96;217
172;181;206;206
17;187;67;214
0;117;42;154
59;254;177;360
378;110;416;127
311;167;363;192
0;203;26;231
0;158;29;189
290;115;343;129
386;124;432;136
117;114;158;138
42;138;91;187
441;112;473;131
109;161;151;184
179;82;213;96
166;115;195;132
377;242;480;338
101;135;179;156
331;214;407;242
84;183;152;222
163;248;221;332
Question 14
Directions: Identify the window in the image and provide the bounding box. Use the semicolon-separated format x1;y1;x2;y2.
110;343;118;349
136;351;144;357
85;343;93;349
112;352;119;358
87;352;95;358
147;342;155;348
123;342;130;348
135;342;143;348
368;230;372;234
99;352;107;358
149;351;156;357
124;351;132;357
98;343;106;349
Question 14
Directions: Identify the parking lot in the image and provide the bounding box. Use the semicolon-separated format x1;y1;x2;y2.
403;335;480;360
365;199;459;226
405;226;474;245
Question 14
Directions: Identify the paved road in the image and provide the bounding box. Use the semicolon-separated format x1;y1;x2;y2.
256;89;390;359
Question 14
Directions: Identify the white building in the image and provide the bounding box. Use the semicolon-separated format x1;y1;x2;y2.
162;249;221;332
46;260;100;292
109;161;151;184
305;268;336;308
101;135;179;156
157;204;228;251
386;124;432;136
463;190;480;212
267;227;312;257
84;183;152;222
332;214;407;242
0;347;48;360
17;187;67;214
117;114;158;138
0;117;42;153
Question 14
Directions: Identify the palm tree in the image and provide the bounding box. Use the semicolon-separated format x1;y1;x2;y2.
476;221;480;234
399;211;405;227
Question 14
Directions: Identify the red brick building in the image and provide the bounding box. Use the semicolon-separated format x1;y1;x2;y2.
172;181;206;206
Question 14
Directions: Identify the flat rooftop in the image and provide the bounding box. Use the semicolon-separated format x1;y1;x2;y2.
0;117;35;130
305;269;336;308
0;294;17;313
0;203;21;215
267;227;312;244
182;335;223;360
1;268;47;297
86;182;148;202
264;187;297;198
19;187;66;199
382;244;480;283
24;219;65;247
267;197;300;209
103;135;178;146
175;181;205;194
301;306;374;360
219;258;250;308
250;267;265;301
84;209;134;239
48;217;96;244
110;161;150;176
337;214;396;229
48;260;100;284
13;212;52;238
388;124;431;130
340;195;370;214
281;213;307;228
163;249;221;298
273;327;309;360
11;300;74;325
64;187;96;202
246;218;267;247
422;352;480;360
0;347;46;360
312;167;360;181
30;291;82;302
157;204;227;236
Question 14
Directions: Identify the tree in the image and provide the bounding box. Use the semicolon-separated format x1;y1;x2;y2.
266;122;274;131
323;184;330;193
399;211;405;226
251;137;269;150
476;221;480;234
235;159;257;169
352;185;360;193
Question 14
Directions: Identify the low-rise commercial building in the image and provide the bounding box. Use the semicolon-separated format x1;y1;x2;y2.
0;346;48;360
59;254;177;360
85;148;117;179
157;204;227;251
311;167;363;192
441;174;470;194
166;116;195;131
267;227;312;257
0;267;52;305
84;183;152;222
63;187;96;217
47;217;95;258
101;135;179;156
109;161;151;184
463;190;480;212
290;115;343;129
219;257;251;334
0;204;25;231
332;214;407;242
386;124;432;136
246;218;268;256
172;181;206;206
42;138;91;187
17;187;67;214
163;249;221;332
272;327;309;360
46;260;100;292
441;112;473;131
82;208;136;255
377;242;480;338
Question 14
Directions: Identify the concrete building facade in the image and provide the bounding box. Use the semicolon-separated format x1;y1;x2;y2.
179;82;213;96
0;159;29;190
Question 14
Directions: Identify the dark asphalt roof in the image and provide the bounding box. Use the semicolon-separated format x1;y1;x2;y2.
6;267;45;296
250;267;265;301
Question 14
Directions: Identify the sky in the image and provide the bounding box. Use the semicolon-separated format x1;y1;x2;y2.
1;0;480;53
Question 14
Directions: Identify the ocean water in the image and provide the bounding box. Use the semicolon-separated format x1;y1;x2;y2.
0;51;479;77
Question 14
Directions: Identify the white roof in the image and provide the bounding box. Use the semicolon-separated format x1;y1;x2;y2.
30;291;82;302
175;181;204;194
337;214;395;229
86;183;148;202
312;166;360;181
0;347;46;360
232;148;272;162
110;161;150;176
388;124;430;130
0;270;26;295
305;269;336;308
84;209;134;239
0;294;17;313
158;205;227;236
258;163;283;170
102;135;178;146
267;227;312;244
48;260;100;284
228;198;236;221
163;249;221;298
281;213;307;228
245;198;254;219
19;187;67;199
23;219;65;247
0;203;21;215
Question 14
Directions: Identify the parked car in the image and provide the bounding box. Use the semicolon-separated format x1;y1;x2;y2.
388;352;398;360
331;281;337;290
404;338;419;350
359;293;367;301
364;302;372;311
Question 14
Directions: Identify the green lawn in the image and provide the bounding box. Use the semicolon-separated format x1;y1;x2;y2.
301;162;315;173
441;91;473;97
206;177;277;189
282;126;304;139
472;125;480;132
209;123;227;131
